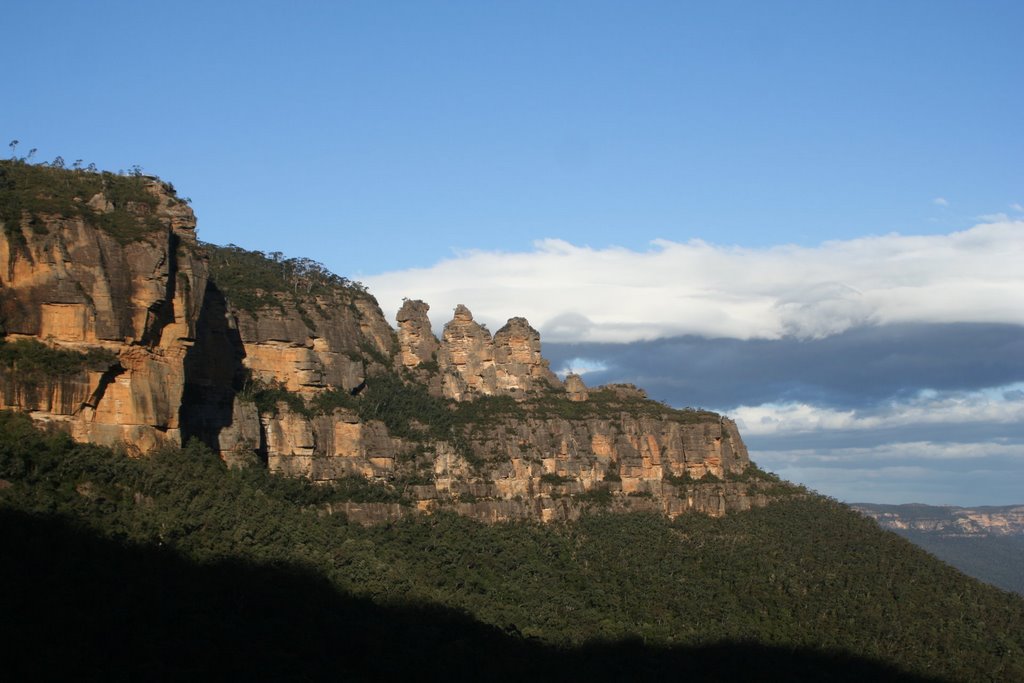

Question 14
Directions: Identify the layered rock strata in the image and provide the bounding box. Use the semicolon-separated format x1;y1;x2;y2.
399;300;560;401
1;162;771;522
255;396;754;521
1;171;206;451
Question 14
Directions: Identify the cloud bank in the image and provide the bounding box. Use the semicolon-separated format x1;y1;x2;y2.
364;218;1024;343
544;323;1024;411
731;383;1024;437
756;446;1024;506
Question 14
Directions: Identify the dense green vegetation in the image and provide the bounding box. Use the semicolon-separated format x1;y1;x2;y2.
0;337;118;386
528;385;723;424
2;510;949;682
202;242;368;316
0;158;176;243
1;411;1022;681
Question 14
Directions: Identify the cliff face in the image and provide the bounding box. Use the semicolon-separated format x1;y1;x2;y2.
211;296;758;520
253;400;759;521
231;295;394;396
854;504;1024;537
1;164;206;452
172;241;401;464
0;161;770;522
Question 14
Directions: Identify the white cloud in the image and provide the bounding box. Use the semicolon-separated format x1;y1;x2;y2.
753;442;1024;505
555;357;609;378
755;460;1024;506
755;441;1024;465
977;212;1011;222
1012;202;1024;213
728;383;1024;437
933;197;950;207
364;218;1024;343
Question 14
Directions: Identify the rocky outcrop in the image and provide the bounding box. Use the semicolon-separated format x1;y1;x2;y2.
394;298;443;393
492;317;560;395
234;310;363;395
565;373;589;402
179;243;399;460
395;299;439;370
436;304;496;400
1;168;206;451
329;481;770;526
1;161;772;523
228;293;394;396
399;302;559;401
261;407;410;481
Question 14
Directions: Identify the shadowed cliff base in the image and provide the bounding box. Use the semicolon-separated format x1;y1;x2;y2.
1;510;947;682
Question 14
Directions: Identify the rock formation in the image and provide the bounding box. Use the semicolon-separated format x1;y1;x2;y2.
0;160;774;523
394;299;589;403
395;298;439;370
399;302;560;401
394;298;442;394
492;316;560;395
1;166;206;452
564;373;589;402
436;304;496;400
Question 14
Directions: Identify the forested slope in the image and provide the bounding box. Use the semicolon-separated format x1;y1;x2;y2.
2;412;1022;681
854;503;1024;595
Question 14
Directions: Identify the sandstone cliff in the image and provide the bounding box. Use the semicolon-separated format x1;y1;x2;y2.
0;159;775;522
191;290;760;520
1;162;206;452
182;242;397;464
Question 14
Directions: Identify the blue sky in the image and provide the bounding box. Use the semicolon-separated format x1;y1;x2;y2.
4;1;1023;505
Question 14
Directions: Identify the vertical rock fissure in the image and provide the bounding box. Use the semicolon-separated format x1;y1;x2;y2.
141;232;179;347
255;415;269;466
